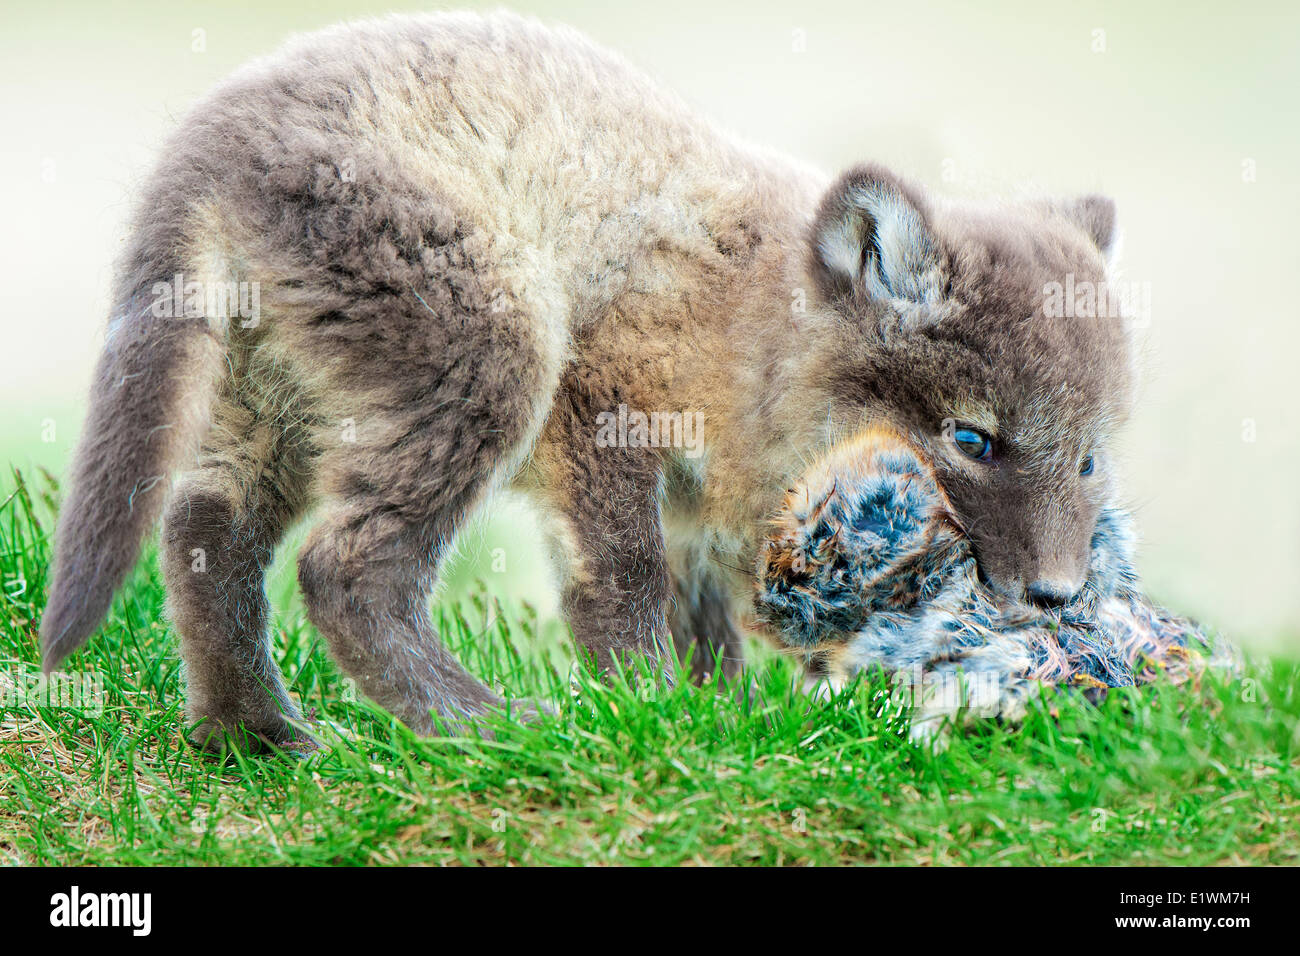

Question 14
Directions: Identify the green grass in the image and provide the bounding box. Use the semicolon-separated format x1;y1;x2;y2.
1;467;1297;866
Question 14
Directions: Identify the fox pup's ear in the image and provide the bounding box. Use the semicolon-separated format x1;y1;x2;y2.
1056;194;1121;264
809;164;943;305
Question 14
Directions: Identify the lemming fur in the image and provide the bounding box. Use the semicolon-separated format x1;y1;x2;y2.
41;11;1139;749
754;428;1236;741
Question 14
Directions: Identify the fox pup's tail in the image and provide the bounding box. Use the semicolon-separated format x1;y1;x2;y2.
39;279;223;673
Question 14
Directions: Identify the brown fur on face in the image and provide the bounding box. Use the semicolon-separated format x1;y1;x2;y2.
807;166;1135;603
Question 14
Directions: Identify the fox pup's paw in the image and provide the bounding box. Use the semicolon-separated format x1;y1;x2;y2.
186;712;319;757
500;696;558;726
436;696;557;739
577;643;679;691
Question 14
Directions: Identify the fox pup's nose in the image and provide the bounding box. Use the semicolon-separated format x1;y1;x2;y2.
1026;579;1079;607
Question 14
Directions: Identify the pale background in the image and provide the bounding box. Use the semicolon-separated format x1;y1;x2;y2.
2;1;1296;653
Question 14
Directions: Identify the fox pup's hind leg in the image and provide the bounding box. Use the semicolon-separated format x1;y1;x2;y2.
162;378;315;752
287;236;565;734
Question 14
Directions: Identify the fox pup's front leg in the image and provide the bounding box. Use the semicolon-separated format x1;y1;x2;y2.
669;564;746;684
534;389;675;680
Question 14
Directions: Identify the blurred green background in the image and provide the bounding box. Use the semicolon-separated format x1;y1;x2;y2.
2;1;1296;653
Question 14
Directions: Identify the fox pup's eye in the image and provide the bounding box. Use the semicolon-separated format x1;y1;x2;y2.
952;427;993;462
1080;455;1096;476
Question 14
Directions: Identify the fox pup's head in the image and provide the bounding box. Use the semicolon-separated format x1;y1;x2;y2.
806;165;1135;606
